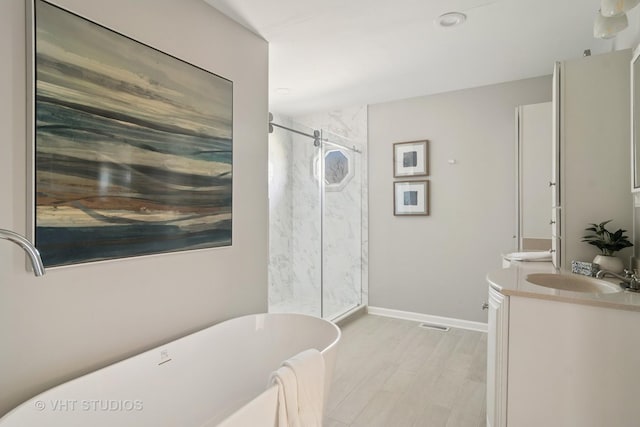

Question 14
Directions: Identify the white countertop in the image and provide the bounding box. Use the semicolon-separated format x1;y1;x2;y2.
486;261;640;312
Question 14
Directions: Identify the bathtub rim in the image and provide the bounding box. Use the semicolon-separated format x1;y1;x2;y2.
232;312;342;356
0;312;341;423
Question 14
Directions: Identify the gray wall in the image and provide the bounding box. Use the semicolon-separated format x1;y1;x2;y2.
0;0;268;416
368;76;552;323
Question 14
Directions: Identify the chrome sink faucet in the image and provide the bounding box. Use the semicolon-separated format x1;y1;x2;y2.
0;229;45;277
596;269;640;292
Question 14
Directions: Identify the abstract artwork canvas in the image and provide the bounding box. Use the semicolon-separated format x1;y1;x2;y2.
31;0;233;267
393;140;429;177
394;181;429;216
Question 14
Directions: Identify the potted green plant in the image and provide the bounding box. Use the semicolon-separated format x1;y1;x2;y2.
582;220;633;273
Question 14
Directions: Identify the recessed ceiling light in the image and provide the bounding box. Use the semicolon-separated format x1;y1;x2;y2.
436;12;467;28
275;87;291;95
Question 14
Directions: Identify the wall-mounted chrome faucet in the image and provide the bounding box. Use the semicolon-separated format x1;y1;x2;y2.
0;229;45;277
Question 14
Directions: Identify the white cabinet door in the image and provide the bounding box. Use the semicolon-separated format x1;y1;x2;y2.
551;62;561;210
551;207;560;268
551;61;562;268
487;287;509;427
506;296;640;426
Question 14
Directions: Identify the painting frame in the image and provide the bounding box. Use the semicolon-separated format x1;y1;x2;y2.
28;0;234;268
394;181;429;216
393;140;429;177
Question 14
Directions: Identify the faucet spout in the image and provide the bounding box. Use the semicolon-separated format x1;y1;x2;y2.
596;269;640;292
595;269;627;281
0;229;45;277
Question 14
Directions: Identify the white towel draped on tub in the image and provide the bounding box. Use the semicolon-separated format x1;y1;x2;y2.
268;348;325;427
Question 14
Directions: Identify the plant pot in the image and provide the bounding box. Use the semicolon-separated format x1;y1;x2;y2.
593;255;624;274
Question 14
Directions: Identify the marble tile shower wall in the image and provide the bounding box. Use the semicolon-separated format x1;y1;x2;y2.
268;115;294;307
268;107;368;319
290;134;323;316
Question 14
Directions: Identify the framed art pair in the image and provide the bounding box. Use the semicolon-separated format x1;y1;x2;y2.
393;140;429;216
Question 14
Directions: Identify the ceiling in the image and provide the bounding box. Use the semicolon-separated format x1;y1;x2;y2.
204;0;614;116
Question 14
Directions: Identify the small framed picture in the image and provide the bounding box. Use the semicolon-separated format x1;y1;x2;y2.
393;140;429;177
394;181;429;216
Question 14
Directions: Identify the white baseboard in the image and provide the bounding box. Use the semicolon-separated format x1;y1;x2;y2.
367;306;488;333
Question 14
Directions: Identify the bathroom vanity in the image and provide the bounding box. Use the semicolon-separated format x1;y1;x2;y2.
489;48;640;426
486;263;640;427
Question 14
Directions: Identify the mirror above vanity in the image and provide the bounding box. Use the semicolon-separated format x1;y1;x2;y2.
631;46;640;269
632;46;640;192
515;102;553;252
516;49;633;270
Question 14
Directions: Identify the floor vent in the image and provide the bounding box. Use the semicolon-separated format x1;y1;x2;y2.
419;322;450;332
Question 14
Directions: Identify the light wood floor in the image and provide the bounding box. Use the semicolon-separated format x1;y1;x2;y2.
325;314;487;427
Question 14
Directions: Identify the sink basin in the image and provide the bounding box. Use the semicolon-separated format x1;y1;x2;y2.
525;273;621;294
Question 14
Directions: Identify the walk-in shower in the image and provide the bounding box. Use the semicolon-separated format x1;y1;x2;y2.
268;114;364;320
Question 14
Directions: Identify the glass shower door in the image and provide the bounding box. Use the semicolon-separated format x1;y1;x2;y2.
320;130;363;319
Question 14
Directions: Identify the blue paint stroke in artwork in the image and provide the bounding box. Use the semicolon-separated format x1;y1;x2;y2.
38;224;231;266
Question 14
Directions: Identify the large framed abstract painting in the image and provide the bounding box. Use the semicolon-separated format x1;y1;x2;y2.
29;0;233;267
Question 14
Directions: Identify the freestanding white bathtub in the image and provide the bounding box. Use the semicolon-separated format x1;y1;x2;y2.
0;313;341;427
